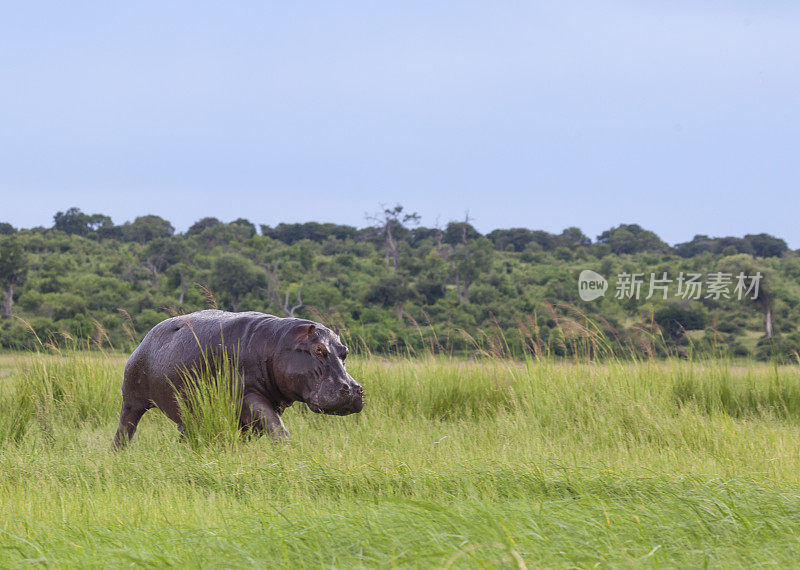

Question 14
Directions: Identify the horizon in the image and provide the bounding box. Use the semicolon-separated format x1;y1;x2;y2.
1;206;795;249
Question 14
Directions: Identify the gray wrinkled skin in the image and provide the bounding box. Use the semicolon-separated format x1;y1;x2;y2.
113;310;363;448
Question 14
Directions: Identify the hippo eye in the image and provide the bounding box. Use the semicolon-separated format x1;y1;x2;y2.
313;344;329;358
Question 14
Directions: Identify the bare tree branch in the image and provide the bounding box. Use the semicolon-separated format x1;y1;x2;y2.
281;288;303;317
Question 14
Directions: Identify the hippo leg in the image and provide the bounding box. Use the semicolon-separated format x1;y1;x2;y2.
113;398;151;450
242;393;289;440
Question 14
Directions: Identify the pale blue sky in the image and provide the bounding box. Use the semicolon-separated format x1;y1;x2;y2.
1;2;798;245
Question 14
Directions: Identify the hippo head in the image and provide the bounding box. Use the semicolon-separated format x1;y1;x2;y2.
273;322;364;415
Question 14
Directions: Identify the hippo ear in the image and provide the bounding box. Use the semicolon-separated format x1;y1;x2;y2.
295;323;316;342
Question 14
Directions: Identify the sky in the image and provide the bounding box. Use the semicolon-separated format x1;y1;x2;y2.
1;2;798;246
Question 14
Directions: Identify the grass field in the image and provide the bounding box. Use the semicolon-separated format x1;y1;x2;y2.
2;351;800;567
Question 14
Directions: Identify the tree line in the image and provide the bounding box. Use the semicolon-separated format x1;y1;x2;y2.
0;206;797;360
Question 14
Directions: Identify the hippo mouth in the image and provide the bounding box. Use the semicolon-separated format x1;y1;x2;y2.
307;402;363;415
306;400;364;416
325;408;359;416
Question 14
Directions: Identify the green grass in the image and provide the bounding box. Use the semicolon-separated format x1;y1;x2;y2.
174;348;245;449
2;352;800;567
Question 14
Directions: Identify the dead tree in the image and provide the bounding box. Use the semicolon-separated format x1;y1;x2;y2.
367;205;420;270
281;288;303;317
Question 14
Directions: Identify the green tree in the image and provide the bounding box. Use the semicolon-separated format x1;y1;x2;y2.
717;254;778;339
261;222;356;244
168;261;195;305
654;303;706;340
443;221;481;245
597;224;667;255
745;233;787;258
675;235;754;257
0;237;28;318
209;254;267;311
141;237;189;286
122;215;175;244
486;228;533;252
53;207;91;236
231;218;257;238
196;222;258;248
559;227;591;248
187;217;222;236
450;238;494;304
365;274;416;320
87;214;118;239
530;230;559;251
53;208;119;239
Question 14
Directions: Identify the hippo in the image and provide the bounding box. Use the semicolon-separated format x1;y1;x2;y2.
113;310;363;448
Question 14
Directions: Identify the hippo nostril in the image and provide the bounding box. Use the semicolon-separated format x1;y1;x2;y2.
355;386;363;396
